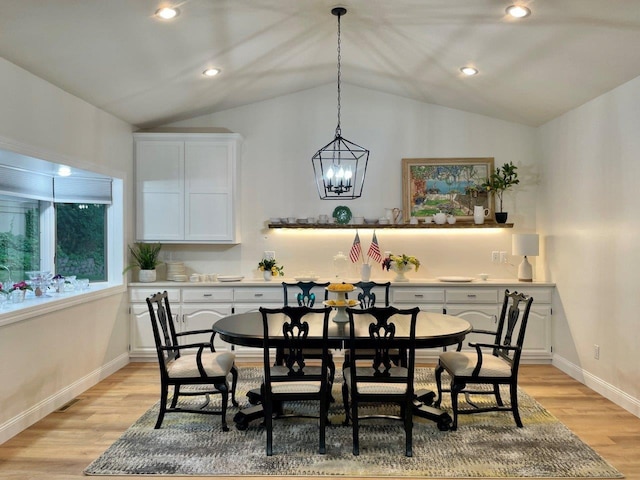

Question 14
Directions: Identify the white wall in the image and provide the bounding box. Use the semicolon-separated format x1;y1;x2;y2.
164;84;539;282
538;76;640;414
0;57;134;442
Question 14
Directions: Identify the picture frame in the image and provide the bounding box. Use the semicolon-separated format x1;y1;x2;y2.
402;157;495;222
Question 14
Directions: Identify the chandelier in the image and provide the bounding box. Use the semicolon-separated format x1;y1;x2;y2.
312;7;369;200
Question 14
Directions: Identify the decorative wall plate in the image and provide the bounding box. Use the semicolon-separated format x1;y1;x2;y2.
332;205;352;224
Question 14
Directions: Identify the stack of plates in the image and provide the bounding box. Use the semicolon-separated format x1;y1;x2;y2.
166;261;186;281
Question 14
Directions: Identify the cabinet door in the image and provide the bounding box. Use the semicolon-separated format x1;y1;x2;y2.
130;304;161;357
445;304;500;351
135;140;184;241
521;305;552;360
185;141;237;242
182;303;233;352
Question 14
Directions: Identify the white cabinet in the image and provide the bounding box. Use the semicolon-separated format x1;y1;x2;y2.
129;287;181;357
390;283;553;362
134;132;242;244
182;287;234;352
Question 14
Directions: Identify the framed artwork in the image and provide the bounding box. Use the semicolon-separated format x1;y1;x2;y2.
402;157;495;222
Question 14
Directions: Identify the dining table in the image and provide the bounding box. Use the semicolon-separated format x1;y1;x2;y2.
213;310;473;431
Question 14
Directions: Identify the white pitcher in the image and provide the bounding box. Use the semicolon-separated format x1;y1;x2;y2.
474;206;490;224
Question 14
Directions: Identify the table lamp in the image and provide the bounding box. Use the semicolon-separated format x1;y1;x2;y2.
512;233;539;282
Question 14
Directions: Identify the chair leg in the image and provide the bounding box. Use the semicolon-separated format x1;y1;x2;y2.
404;398;413;457
216;382;230;432
319;390;328;454
262;386;273;456
510;382;523;427
170;385;180;408
351;398;359;456
434;364;444;407
494;383;504;406
230;365;239;407
342;382;350;426
451;381;463;431
155;383;169;429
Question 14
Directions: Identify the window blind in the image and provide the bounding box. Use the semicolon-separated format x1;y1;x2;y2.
53;176;112;204
0;165;54;201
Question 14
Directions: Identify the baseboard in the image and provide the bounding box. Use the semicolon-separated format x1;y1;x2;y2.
553;354;640;418
0;353;130;444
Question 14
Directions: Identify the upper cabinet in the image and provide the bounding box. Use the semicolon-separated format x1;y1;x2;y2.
134;132;242;244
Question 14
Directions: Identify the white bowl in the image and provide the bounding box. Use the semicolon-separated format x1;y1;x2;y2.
364;217;378;224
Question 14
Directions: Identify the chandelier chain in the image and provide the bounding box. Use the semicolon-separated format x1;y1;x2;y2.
335;12;342;137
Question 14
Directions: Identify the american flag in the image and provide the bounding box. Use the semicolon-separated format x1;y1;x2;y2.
349;231;362;263
367;231;382;263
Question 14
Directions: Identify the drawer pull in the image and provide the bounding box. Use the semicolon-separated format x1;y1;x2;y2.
414;294;424;298
203;293;213;297
467;294;477;298
254;293;264;297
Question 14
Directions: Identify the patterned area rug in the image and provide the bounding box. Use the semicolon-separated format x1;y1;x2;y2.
85;367;623;478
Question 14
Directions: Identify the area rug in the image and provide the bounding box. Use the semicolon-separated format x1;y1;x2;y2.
85;367;623;478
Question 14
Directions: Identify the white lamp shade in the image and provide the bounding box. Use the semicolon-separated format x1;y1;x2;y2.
512;234;539;257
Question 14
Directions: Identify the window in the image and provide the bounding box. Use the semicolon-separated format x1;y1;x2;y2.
0;195;40;285
55;203;107;281
0;156;124;298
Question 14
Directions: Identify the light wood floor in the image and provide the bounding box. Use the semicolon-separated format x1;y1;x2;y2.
1;363;639;480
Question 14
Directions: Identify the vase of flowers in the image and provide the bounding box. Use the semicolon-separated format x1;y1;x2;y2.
9;281;32;303
258;258;284;281
382;254;421;282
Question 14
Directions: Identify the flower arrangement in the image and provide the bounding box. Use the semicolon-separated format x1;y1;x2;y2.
10;281;33;292
382;254;421;272
258;258;284;277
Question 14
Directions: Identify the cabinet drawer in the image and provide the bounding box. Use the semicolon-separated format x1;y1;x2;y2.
514;287;552;304
233;287;284;303
129;287;180;303
182;288;234;302
446;288;498;303
392;289;445;304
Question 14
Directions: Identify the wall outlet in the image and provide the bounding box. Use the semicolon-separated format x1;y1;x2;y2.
594;344;600;360
500;251;507;263
491;251;499;263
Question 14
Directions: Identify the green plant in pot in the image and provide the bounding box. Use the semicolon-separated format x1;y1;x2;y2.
123;242;162;282
482;162;519;223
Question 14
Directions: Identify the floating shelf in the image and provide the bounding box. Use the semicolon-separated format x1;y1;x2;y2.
267;221;514;229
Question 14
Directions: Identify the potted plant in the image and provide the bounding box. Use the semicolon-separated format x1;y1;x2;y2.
257;258;284;281
482;161;519;223
123;242;162;282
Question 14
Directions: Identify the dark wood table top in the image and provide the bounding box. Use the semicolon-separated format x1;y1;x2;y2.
213;311;472;349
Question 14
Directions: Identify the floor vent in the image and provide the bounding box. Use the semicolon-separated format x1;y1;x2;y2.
56;397;82;412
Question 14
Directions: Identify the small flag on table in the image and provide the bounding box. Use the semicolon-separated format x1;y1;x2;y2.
367;231;382;263
349;231;362;263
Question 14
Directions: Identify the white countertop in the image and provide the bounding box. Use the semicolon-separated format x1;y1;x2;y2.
129;278;555;287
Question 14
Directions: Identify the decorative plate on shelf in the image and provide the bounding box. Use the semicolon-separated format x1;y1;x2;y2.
217;275;244;282
332;205;352;224
437;276;474;283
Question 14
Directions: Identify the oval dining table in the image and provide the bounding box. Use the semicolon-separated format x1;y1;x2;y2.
213;310;472;431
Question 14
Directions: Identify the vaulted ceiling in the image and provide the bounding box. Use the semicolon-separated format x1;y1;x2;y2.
2;0;640;128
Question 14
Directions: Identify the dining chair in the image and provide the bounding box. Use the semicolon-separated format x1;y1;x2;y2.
344;281;406;367
146;291;238;431
259;305;333;456
434;289;534;430
281;281;335;384
342;306;420;456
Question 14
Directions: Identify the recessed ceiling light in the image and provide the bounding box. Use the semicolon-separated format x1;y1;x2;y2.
506;5;531;18
57;166;72;177
203;68;221;77
155;7;179;20
460;66;478;76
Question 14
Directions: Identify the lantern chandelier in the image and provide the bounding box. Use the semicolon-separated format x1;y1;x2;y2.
312;7;369;200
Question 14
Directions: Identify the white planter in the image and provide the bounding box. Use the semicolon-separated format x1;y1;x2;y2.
138;269;157;283
390;263;413;282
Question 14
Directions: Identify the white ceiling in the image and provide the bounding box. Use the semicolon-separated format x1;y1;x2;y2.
2;0;640;128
